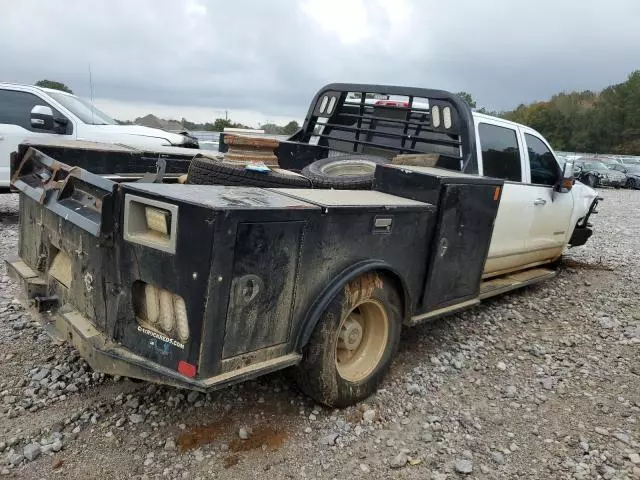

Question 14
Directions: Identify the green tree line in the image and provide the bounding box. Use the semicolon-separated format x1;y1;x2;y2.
500;70;640;154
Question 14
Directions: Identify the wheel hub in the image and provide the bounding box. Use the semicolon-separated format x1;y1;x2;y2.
338;315;363;351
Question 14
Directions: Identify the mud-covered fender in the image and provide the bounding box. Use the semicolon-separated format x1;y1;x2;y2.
295;259;410;351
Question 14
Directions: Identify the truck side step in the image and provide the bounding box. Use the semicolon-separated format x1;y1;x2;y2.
479;267;556;299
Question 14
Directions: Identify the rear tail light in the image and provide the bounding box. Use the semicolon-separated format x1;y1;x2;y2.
133;281;189;344
178;360;197;378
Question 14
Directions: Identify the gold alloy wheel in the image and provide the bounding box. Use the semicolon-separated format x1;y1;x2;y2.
335;299;390;382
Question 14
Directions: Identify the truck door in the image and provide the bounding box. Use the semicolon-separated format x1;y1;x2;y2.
0;89;74;186
476;120;533;276
522;131;573;261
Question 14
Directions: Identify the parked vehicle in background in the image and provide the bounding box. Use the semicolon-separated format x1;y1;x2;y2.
575;160;626;188
0;83;199;188
609;162;640;189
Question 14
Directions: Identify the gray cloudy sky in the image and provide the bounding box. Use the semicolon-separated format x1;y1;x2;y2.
1;0;638;126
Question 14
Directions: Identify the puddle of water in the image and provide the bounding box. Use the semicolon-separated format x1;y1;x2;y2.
176;418;233;452
228;425;287;453
176;418;287;456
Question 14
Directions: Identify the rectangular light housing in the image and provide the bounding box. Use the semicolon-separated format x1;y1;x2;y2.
124;194;178;253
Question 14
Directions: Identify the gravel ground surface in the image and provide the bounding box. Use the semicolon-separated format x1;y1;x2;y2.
0;188;638;480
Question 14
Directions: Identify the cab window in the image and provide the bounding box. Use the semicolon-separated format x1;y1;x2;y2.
525;133;559;186
478;123;522;182
0;89;72;134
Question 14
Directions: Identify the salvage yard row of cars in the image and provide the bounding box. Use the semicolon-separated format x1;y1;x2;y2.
558;152;640;189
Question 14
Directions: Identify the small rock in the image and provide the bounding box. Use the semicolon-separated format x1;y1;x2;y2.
492;451;505;465
24;443;42;461
613;432;630;444
541;378;554;390
0;442;5;453
12;320;26;330
51;422;64;433
455;459;473;474
496;361;507;371
363;409;376;423
186;391;200;404
32;368;50;382
628;453;640;464
8;453;23;466
406;384;421;395
359;463;370;473
164;439;176;451
504;386;517;398
595;427;609;436
129;414;144;424
319;433;339;446
390;452;408;469
51;440;62;452
65;384;78;393
239;428;249;440
194;450;204;462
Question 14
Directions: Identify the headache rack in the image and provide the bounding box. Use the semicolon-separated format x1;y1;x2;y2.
290;83;478;173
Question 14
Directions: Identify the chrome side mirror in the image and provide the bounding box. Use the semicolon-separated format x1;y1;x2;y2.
30;105;55;130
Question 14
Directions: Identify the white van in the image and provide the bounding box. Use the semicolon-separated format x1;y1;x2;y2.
0;83;198;188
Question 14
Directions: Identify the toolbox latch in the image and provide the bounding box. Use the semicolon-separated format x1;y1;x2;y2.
372;216;393;234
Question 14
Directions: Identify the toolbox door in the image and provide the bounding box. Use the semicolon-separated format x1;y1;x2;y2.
222;221;304;358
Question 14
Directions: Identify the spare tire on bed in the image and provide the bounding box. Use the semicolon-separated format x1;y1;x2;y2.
186;155;311;188
300;155;390;189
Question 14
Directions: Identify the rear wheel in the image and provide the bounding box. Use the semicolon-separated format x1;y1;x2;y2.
292;273;402;407
626;178;637;189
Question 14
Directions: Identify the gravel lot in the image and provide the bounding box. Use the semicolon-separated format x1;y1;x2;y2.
0;188;639;480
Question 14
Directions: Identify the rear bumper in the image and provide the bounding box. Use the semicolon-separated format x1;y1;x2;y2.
5;257;299;392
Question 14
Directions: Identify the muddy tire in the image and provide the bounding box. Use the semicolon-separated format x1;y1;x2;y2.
300;155;389;190
186;155;311;188
292;273;402;407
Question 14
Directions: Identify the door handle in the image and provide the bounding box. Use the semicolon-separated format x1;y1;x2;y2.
533;198;547;206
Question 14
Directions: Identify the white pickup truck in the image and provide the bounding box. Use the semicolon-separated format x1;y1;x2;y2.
6;83;601;407
0;83;199;188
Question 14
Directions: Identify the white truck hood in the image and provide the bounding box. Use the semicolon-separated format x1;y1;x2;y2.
78;125;189;148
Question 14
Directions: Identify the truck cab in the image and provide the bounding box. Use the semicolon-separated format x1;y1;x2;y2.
0;83;198;188
471;113;597;276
